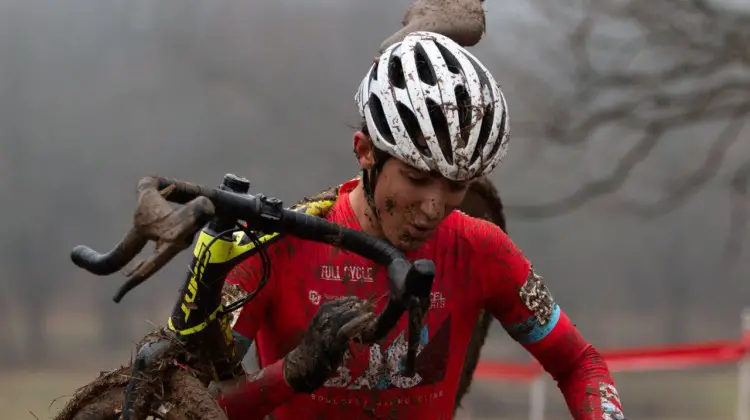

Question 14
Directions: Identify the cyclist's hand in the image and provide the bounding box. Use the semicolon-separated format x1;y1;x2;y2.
283;296;375;393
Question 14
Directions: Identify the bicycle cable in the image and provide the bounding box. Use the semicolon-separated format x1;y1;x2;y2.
218;223;272;315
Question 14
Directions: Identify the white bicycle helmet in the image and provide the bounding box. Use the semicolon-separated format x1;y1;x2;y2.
355;31;509;181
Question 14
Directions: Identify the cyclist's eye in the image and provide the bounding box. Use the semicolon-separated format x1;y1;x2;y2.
407;175;430;185
448;182;469;192
400;167;434;186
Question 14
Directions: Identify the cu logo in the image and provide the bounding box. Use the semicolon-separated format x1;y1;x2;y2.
308;290;321;305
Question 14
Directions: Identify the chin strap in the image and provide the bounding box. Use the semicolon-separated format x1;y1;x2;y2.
361;148;390;221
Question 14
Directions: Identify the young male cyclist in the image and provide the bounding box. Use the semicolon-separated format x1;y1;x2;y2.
214;31;627;420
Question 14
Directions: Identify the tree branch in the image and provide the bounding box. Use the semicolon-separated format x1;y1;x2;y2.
514;0;750;246
505;124;665;218
621;108;750;217
726;158;750;260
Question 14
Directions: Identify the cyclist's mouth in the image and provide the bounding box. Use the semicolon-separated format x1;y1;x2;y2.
397;228;432;250
406;224;434;240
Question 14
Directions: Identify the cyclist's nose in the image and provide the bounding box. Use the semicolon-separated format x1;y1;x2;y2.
419;195;445;223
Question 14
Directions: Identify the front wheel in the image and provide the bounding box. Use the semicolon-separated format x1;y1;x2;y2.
55;368;228;420
67;387;124;420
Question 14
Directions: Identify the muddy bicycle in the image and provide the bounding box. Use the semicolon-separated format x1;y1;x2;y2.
54;174;436;420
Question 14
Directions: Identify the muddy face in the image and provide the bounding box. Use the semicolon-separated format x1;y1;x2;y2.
373;158;470;250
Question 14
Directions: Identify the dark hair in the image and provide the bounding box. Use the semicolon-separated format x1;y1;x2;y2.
359;120;390;163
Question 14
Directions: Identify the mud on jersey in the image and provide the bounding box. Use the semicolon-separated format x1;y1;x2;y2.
218;179;626;420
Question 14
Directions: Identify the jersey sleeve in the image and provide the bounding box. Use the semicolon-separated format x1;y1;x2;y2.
218;235;297;419
216;360;295;420
471;220;626;420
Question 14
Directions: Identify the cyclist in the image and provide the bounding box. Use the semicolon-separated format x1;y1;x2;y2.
213;31;626;420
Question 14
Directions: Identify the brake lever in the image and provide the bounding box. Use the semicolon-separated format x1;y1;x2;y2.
402;259;434;377
404;294;431;377
113;178;216;302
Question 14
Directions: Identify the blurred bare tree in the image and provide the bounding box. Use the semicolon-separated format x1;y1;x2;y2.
508;0;750;258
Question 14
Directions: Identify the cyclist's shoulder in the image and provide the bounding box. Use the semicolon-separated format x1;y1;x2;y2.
299;178;361;225
442;209;504;238
440;211;520;258
290;182;346;218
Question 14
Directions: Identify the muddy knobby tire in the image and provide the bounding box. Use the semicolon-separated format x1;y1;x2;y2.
55;367;227;420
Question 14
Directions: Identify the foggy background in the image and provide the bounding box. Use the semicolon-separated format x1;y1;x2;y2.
0;0;748;418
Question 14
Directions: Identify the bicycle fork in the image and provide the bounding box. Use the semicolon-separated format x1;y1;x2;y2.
121;337;173;420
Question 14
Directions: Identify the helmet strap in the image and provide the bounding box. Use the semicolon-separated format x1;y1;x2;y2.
361;148;390;222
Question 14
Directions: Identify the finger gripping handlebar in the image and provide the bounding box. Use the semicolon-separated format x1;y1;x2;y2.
70;176;436;373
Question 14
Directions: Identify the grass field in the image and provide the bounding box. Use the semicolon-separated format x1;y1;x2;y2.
2;308;745;419
1;369;98;420
1;365;741;420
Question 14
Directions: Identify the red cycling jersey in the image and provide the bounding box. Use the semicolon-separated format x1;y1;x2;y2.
217;179;625;420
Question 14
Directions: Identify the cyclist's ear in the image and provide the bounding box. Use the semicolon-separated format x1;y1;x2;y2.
353;130;375;169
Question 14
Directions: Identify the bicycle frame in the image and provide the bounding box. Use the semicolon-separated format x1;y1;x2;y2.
121;176;338;417
161;189;336;381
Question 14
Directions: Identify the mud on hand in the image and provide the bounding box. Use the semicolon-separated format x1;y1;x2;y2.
283;296;376;393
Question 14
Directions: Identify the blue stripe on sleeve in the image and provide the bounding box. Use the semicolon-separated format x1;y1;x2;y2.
503;304;561;344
